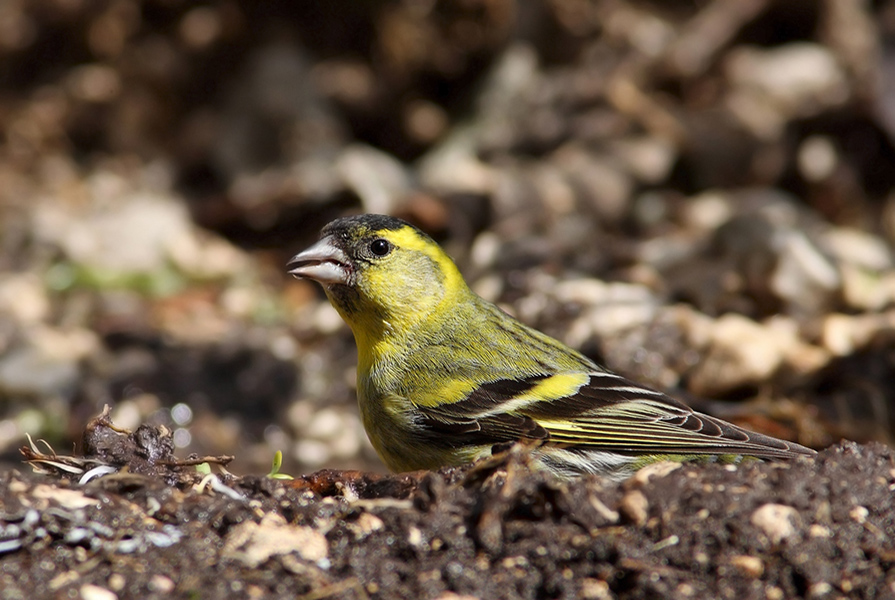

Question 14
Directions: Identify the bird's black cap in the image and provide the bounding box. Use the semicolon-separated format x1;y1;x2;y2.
322;214;410;238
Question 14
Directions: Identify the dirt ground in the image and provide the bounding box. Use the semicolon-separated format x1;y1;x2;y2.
2;414;894;599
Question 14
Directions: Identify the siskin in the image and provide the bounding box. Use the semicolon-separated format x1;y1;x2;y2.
288;214;815;479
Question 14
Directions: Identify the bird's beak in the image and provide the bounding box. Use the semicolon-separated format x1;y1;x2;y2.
287;236;351;285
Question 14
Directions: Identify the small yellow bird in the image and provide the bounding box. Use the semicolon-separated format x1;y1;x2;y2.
288;214;815;479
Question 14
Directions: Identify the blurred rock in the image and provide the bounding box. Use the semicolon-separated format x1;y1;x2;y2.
681;191;736;232
765;315;830;377
662;192;844;319
168;230;247;281
688;314;784;397
215;40;345;179
555;146;632;224
839;266;895;312
725;43;849;139
418;122;497;195
0;274;49;324
770;229;841;319
602;304;712;391
539;277;707;387
822;227;893;271
336;144;412;215
32;166;250;297
0;326;98;397
33;175;189;274
418;44;539;195
610;136;676;184
78;584;117;600
821;311;895;356
797;135;839;183
550;277;659;344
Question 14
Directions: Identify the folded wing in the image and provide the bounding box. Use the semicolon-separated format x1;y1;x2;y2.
416;372;815;459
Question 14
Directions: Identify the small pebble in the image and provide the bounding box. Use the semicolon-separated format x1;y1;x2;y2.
751;504;799;544
618;490;649;526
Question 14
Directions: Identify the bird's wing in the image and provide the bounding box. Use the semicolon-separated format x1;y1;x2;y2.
412;376;550;450
417;372;814;459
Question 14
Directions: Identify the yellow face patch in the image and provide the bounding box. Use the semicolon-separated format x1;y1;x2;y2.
381;226;466;294
353;225;467;320
334;223;473;364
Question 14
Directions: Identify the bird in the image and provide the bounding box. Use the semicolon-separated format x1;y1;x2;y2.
287;214;815;479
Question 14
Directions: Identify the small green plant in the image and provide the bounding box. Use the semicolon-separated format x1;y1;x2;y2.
267;450;293;480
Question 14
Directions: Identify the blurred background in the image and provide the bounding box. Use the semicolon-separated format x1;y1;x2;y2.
1;0;894;475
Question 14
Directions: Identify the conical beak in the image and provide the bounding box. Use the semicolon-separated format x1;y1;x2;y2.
287;236;351;285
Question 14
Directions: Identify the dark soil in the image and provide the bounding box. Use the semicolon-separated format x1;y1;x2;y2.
2;415;893;599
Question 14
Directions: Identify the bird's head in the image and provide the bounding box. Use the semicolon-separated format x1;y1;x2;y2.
288;214;468;341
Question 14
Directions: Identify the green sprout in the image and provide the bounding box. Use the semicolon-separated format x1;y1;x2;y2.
267;450;294;480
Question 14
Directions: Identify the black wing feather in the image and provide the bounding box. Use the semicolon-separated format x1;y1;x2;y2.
415;372;814;459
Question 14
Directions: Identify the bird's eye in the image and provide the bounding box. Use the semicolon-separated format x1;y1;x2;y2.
369;239;392;257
